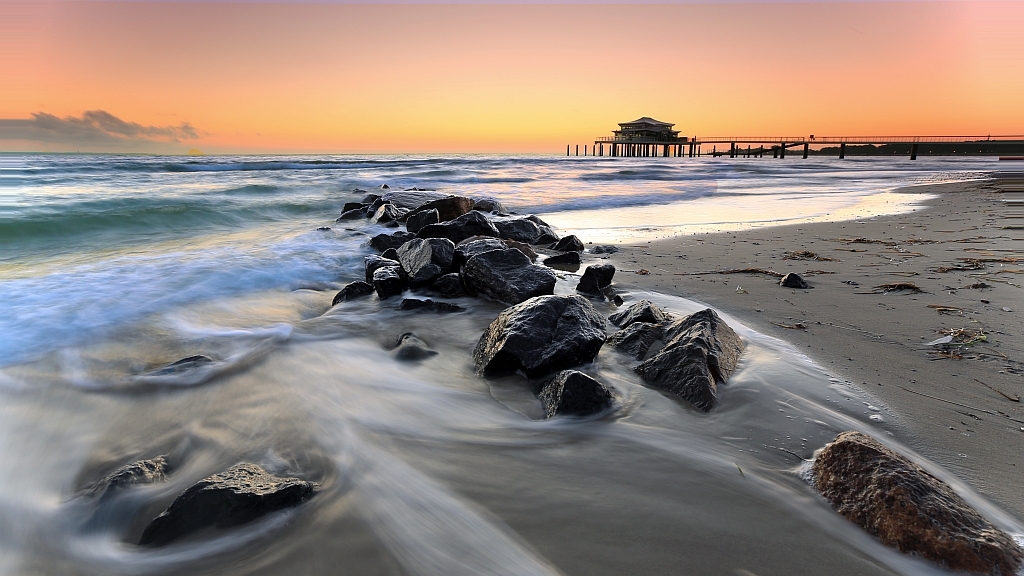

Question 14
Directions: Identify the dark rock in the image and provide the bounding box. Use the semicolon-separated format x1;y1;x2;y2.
417;211;500;244
315;227;332;232
361;193;381;205
401;195;475;223
812;431;1023;576
381;248;399;261
380;184;390;189
370;203;403;224
138;463;317;547
543;251;581;271
576;264;616;297
399;298;465;313
591;244;619;254
352;188;368;195
366;197;386;215
396;237;455;287
612;294;624;306
503;239;538;261
369;231;416;252
342;202;364;213
429;273;466;298
780;272;809;289
151;355;213;376
332;281;374;305
336;208;365;222
394;333;438;361
524;214;550;227
539;370;614;418
380;189;446;210
491;216;545;244
91;456;169;499
406;208;440;233
473;197;507;213
607;322;667;360
473;294;607;378
634;309;744;412
463;249;557;305
608;299;668;328
535;230;560;245
364;255;400;283
453;237;507;270
372;266;406;300
551;235;585;252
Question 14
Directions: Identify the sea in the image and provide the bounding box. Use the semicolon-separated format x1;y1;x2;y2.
0;154;1016;575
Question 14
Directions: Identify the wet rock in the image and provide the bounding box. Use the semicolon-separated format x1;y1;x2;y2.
381;189;447;211
780;272;809;289
535;226;560;245
396;237;455;287
371;203;405;224
429;273;466;298
138;463;317;547
576;264;616;297
538;370;614;418
394;333;438;361
342;202;364;213
607;322;666;360
381;248;399;261
543;251;581;272
525;214;551;227
634;309;744;412
591;244;619;254
417;211;500;244
91;456;169;499
151;355;214;376
361;193;381;205
503;239;538;261
372;266;406;300
369;231;416;252
463;248;557;305
473;294;607;378
473;197;507;214
401;195;475;223
491;216;545;244
380;184;390;189
406;208;439;233
364;255;401;283
399;298;465;313
551;235;585;252
332;281;374;305
608;299;668;328
453;237;508;270
812;431;1023;575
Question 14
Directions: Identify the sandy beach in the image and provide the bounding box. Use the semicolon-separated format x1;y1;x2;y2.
609;179;1024;518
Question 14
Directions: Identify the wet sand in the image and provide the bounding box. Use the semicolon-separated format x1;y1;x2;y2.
608;179;1024;519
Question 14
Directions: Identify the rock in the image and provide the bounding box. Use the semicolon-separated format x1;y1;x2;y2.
491;216;545;244
812;431;1023;575
361;193;381;205
139;463;316;547
607;322;666;360
503;239;538;261
90;456;169;499
608;300;668;328
381;248;399;261
406;208;440;233
538;370;614;418
634;309;744;412
332;281;374;305
401;195;475;223
399;298;465;313
780;272;809;289
380;189;446;210
315;227;332;232
337;208;366;222
524;214;550;227
591;244;619;254
369;231;416;252
151;355;213;376
453;237;508;270
535;227;560;245
543;251;581;272
473;197;507;213
396;237;455;287
370;203;407;224
372;266;406;300
364;255;401;283
366;197;386;215
473;294;607;378
416;211;500;244
551;235;585;252
463;248;557;305
393;333;438;361
342;202;364;213
429;273;466;298
380;184;390;189
576;264;615;297
613;294;624;306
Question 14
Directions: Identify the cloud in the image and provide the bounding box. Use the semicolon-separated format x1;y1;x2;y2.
0;110;205;150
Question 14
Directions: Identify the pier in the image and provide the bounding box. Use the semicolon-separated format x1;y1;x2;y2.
574;118;1024;160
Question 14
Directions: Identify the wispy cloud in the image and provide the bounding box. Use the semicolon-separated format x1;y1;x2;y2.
0;110;205;151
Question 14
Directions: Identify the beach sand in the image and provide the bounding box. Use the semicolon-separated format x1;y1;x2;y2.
604;179;1024;519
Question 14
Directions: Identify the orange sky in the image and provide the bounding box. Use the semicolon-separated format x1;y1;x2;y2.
1;1;1022;153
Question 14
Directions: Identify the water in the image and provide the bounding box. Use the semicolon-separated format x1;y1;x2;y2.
0;154;1016;575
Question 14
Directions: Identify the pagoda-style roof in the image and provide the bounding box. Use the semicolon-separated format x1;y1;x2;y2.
619;117;675;128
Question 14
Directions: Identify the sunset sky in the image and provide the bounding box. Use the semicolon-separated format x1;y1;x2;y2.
1;0;1022;154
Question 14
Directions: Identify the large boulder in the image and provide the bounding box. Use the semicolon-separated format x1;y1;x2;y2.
364;255;401;283
607;321;666;361
473;294;607;378
333;281;375;305
543;251;581;272
473;197;507;214
341;202;364;213
813;431;1023;575
370;203;404;224
372;266;406;300
90;456;169;499
417;211;500;244
634;309;744;412
551;235;584;252
405;208;439;233
336;208;366;221
463;248;557;305
538;370;614;418
491;216;545;244
429;273;466;298
608;300;668;328
369;231;415;252
380;189;445;211
576;264;616;297
384;191;474;222
502;239;538;262
396;237;455;287
453;237;508;270
138;463;317;547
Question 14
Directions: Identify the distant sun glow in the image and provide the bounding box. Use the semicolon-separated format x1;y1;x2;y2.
1;1;1022;153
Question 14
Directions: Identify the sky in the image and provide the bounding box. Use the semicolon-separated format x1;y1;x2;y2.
1;0;1022;154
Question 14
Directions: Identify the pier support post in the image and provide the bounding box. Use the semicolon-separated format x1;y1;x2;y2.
910;143;919;160
839;143;846;159
567;145;569;156
780;143;786;159
730;142;736;158
576;145;579;157
803;143;809;159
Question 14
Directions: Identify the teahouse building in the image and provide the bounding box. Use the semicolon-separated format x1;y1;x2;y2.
595;117;689;157
613;117;681;142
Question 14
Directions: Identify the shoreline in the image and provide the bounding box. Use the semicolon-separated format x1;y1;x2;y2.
607;179;1024;519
